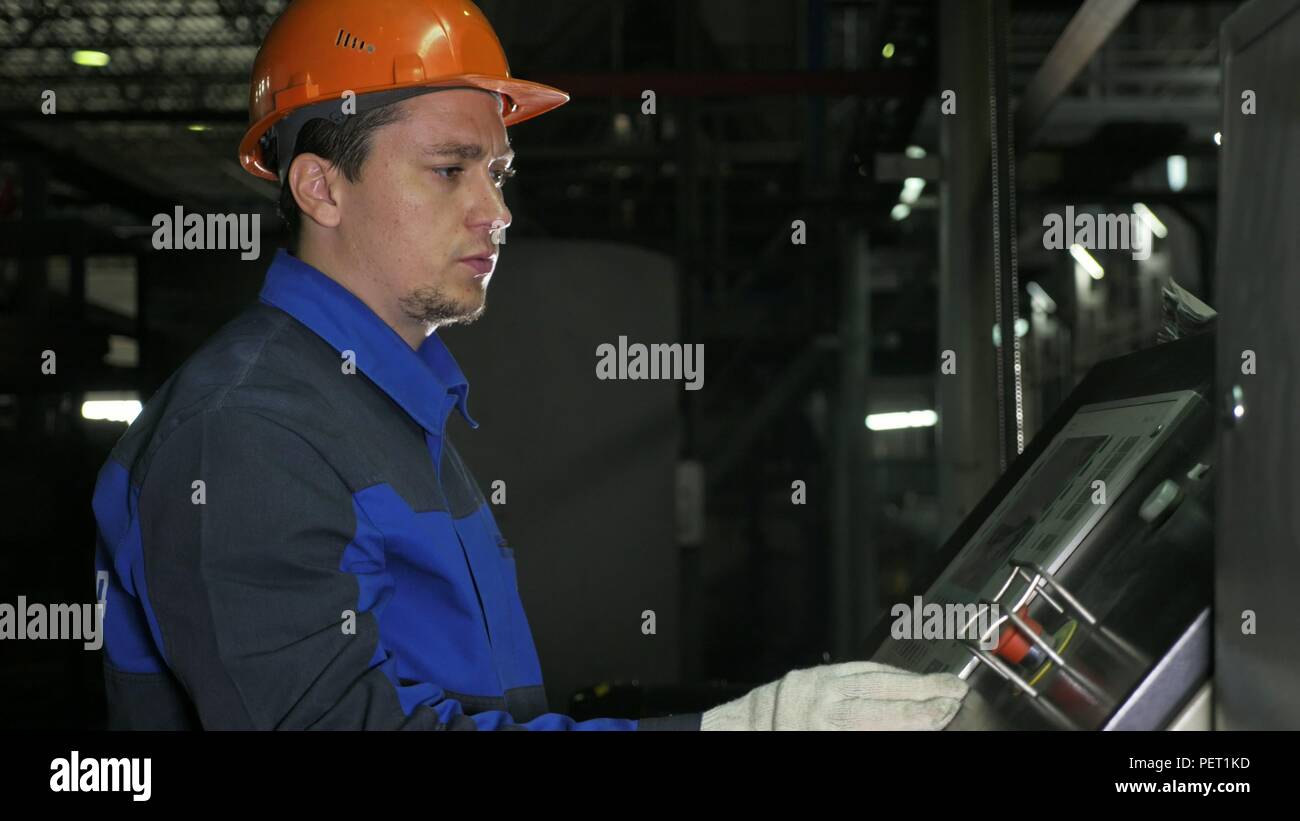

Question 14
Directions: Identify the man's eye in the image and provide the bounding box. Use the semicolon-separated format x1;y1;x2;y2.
434;167;464;179
492;167;518;187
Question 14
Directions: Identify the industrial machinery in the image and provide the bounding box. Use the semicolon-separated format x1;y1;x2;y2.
868;332;1215;730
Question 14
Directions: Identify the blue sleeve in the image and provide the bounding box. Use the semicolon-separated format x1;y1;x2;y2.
460;709;700;731
137;408;689;730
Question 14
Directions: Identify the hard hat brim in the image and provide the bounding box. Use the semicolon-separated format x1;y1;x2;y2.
239;75;569;182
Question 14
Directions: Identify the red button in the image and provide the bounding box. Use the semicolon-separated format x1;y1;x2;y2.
994;606;1044;665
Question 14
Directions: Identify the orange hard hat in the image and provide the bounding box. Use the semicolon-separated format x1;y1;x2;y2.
238;0;569;182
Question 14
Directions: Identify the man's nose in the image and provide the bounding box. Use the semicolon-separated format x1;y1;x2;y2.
469;178;511;236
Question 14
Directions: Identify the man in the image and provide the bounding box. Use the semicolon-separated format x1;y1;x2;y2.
92;0;967;730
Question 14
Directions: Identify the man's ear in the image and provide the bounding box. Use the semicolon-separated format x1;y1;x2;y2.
288;153;342;230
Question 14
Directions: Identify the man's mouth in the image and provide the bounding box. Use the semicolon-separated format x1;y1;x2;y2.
458;254;497;276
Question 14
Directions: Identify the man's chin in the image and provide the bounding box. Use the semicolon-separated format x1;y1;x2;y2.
399;287;487;329
439;302;486;328
433;288;488;328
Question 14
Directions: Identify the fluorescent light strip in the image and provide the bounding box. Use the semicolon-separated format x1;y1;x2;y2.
865;410;938;431
82;400;142;424
1070;243;1104;280
1132;202;1168;239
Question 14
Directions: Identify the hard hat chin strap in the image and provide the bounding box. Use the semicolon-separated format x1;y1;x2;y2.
268;87;506;186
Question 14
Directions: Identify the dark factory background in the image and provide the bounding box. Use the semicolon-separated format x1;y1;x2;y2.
0;0;1241;729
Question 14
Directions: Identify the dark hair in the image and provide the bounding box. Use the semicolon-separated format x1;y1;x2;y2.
275;103;409;252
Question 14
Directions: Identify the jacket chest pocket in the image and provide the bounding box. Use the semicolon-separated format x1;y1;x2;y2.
451;506;521;649
449;504;543;689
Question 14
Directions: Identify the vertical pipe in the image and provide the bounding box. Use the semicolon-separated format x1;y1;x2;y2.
806;0;827;186
675;0;703;685
18;156;49;437
833;228;870;658
987;0;1024;471
938;0;999;538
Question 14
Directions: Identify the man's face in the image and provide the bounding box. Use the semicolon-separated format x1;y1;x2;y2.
336;88;513;334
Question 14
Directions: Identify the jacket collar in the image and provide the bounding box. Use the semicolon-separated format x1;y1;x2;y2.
258;248;479;435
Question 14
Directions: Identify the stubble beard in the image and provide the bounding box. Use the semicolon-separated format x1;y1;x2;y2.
398;281;487;331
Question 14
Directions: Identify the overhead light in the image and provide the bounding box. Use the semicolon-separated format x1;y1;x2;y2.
1166;155;1188;192
866;410;937;431
882;42;895;59
992;318;1030;347
1132;202;1168;239
104;335;139;368
899;176;926;205
82;393;142;424
904;145;927;159
72;50;110;67
890;203;911;221
1026;281;1057;314
1070;243;1104;280
612;112;633;141
1213;131;1222;146
187;124;209;132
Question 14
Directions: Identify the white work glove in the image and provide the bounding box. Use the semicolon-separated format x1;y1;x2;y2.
700;661;968;731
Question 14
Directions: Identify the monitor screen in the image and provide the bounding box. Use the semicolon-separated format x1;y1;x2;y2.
873;391;1200;676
